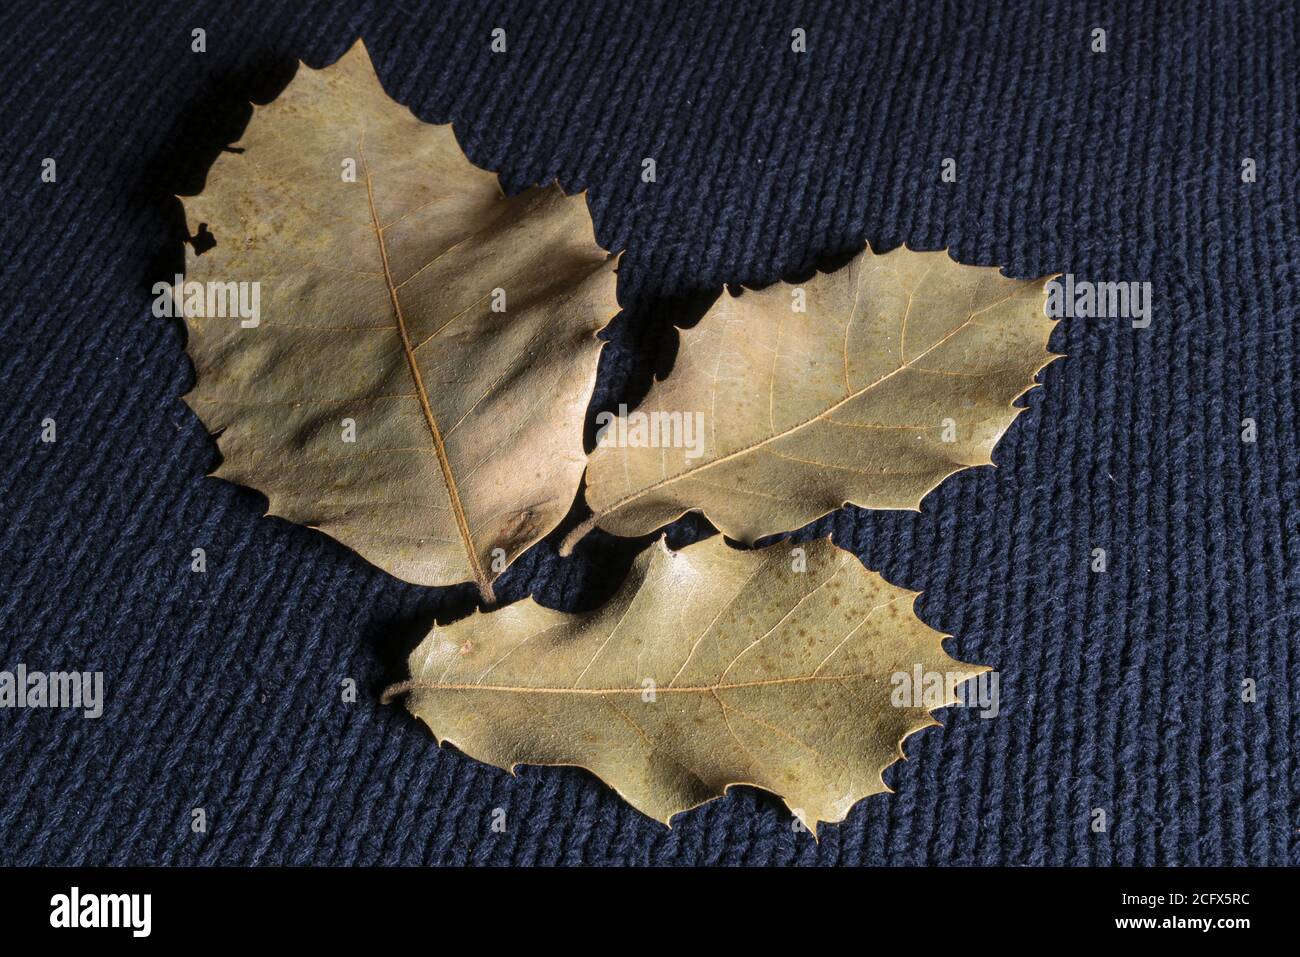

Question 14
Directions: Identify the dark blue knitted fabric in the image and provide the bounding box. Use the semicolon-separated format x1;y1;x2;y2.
1;0;1297;866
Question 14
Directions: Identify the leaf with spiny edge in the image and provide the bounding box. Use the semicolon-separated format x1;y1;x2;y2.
179;40;619;601
562;244;1059;554
385;535;982;832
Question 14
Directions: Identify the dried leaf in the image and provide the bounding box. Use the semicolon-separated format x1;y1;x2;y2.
385;536;980;831
563;245;1057;553
179;41;619;600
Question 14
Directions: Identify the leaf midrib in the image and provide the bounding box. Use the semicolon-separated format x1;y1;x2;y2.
360;138;491;599
399;672;875;695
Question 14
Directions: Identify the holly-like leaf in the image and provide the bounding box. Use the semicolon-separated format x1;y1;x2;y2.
385;536;980;831
179;41;619;601
563;245;1057;553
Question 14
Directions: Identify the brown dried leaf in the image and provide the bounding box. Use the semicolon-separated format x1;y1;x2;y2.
385;535;980;832
179;41;619;600
563;245;1057;553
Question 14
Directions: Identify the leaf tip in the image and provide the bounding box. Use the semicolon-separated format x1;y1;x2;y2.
337;36;375;66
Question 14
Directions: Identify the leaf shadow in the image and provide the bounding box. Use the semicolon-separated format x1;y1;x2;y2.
365;594;468;694
581;288;720;451
128;48;300;304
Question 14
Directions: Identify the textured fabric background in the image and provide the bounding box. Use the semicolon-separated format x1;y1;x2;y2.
1;0;1297;866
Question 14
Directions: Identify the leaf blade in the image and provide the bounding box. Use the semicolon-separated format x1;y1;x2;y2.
565;244;1057;551
179;41;619;598
389;536;982;831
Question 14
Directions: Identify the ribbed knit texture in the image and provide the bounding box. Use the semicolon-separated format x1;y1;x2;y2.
1;0;1296;865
